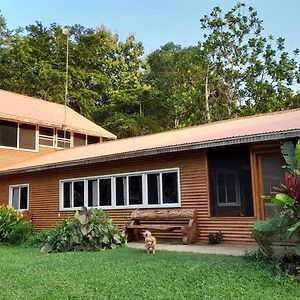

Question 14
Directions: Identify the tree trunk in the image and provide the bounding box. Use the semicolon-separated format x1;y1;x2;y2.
205;72;211;122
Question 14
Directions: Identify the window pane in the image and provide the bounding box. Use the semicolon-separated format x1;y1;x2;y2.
39;127;54;146
162;172;178;204
217;173;226;203
87;135;100;145
116;177;126;206
261;155;285;219
63;182;71;208
57;130;71;139
73;181;84;207
129;175;142;205
57;140;71;148
99;179;111;206
20;186;28;210
88;180;98;207
74;133;86;147
19;124;36;150
226;173;238;204
147;173;160;205
0;120;17;147
12;187;20;210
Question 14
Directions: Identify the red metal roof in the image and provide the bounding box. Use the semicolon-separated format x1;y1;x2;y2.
0;89;116;139
0;108;299;175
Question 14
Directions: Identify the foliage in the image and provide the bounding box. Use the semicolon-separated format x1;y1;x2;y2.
251;227;277;260
23;228;56;248
0;4;299;137
0;246;299;299
253;140;300;261
0;205;32;245
200;3;300;119
41;207;126;253
208;231;224;244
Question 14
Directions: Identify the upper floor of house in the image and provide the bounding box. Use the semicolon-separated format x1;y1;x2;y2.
0;89;116;167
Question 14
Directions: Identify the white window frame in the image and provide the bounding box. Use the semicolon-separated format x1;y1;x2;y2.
59;168;181;211
9;184;29;211
216;169;241;206
0;120;37;152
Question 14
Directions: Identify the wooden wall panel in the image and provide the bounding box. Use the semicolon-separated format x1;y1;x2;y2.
0;149;259;244
0;147;56;168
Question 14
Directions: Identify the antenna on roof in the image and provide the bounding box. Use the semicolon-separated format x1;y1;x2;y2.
62;27;70;147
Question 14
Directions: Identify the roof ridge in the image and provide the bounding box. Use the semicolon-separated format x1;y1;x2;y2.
104;108;300;142
0;88;67;108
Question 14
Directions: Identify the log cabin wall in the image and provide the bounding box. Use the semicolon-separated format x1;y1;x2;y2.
0;146;270;244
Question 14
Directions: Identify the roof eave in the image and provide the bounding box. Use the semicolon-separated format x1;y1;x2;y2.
0;129;299;176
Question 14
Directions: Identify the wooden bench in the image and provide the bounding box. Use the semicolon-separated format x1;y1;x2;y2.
125;208;198;244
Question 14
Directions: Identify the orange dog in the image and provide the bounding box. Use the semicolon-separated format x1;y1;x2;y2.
142;230;156;254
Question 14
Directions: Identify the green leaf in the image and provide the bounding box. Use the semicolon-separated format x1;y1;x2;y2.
80;224;93;236
253;215;282;232
41;243;53;253
281;141;297;174
294;245;300;256
295;142;300;164
288;221;300;235
272;193;294;207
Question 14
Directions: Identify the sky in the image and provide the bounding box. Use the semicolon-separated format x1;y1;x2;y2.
1;0;299;55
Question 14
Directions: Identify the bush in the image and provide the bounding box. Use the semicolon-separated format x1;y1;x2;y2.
24;228;56;248
41;207;127;253
0;205;32;245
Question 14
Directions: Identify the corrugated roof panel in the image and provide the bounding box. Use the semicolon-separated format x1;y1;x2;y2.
0;89;116;139
0;108;299;174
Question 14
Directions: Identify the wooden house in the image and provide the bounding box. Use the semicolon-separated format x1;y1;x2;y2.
0;99;299;243
0;89;116;168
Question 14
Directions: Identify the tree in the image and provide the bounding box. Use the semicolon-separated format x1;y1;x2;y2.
199;2;300;117
146;43;208;128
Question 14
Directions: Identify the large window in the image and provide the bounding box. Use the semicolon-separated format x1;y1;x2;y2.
208;146;253;217
0;120;36;150
60;168;180;210
9;184;29;211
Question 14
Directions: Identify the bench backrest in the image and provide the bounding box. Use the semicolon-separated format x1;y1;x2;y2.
130;209;197;221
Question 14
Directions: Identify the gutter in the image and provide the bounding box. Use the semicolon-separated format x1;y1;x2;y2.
0;129;299;176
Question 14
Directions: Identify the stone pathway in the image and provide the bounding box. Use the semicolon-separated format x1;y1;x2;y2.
127;242;258;256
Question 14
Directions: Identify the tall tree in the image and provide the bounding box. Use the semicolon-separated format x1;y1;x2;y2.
146;43;208;128
199;2;300;117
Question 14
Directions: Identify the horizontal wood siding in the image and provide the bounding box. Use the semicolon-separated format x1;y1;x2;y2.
0;149;258;243
0;147;56;168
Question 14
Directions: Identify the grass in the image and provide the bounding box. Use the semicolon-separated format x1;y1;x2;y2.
0;245;299;300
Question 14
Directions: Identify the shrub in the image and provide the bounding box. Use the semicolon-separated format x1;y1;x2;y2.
41;207;126;253
0;205;32;245
24;228;56;248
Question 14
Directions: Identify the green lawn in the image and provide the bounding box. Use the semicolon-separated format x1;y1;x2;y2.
0;246;299;300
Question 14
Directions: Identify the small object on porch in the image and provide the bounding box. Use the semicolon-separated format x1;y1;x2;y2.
125;208;198;245
142;230;157;254
208;231;224;244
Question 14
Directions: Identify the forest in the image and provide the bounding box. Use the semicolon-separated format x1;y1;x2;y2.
0;3;299;138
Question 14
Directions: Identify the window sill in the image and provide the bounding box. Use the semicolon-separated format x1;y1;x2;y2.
60;203;181;211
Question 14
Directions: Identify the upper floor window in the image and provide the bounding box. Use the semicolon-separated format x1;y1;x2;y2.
57;130;71;148
61;168;180;210
0;120;36;150
39;127;101;149
9;184;29;211
39;127;55;147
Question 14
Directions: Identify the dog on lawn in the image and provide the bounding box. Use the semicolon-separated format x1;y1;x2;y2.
142;230;156;254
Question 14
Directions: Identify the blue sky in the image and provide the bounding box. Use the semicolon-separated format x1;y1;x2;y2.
1;0;299;55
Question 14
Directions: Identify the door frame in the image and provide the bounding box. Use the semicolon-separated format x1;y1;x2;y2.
251;144;282;220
